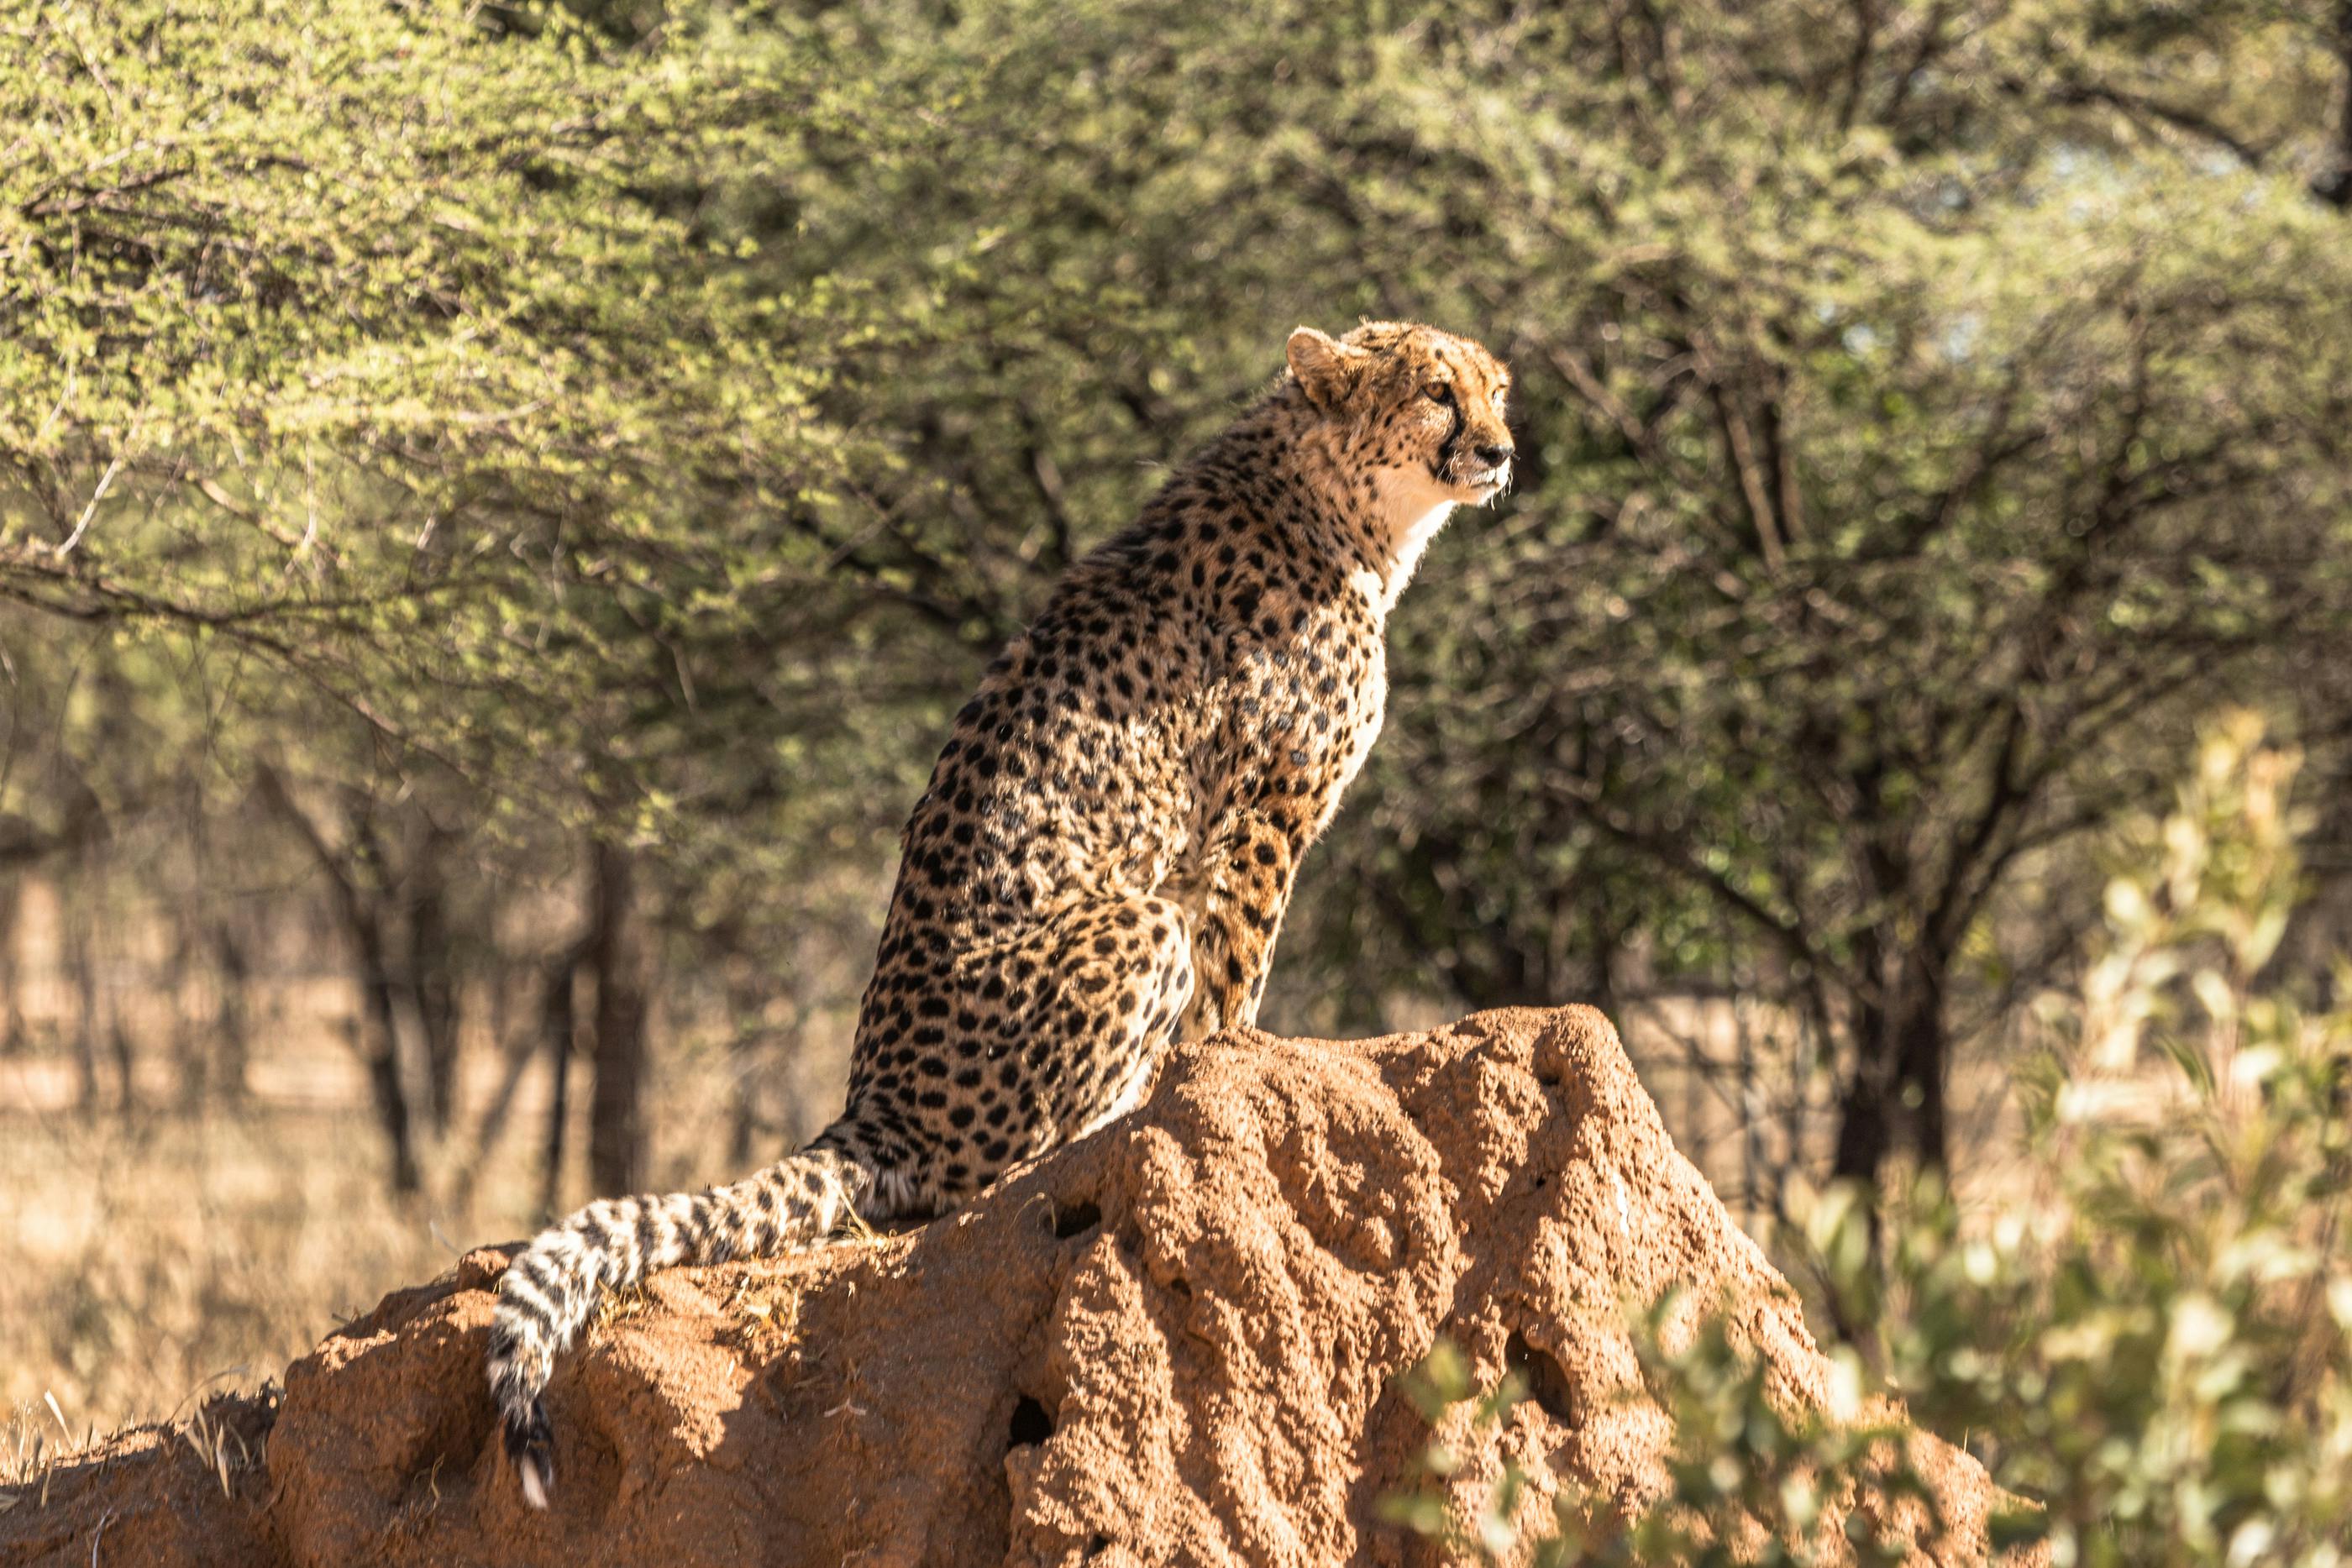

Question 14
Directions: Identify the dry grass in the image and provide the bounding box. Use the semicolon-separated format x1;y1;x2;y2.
0;1387;91;1510
0;1090;523;1439
0;1007;853;1442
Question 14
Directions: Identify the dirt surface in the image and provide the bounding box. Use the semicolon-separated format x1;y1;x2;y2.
0;1007;2030;1565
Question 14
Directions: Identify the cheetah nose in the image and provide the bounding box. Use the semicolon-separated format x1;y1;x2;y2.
1473;442;1514;468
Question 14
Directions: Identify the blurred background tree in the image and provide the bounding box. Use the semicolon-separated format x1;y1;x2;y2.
2;0;2349;1428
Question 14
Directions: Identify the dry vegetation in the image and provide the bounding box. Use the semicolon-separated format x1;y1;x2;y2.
0;983;855;1440
3;1071;512;1437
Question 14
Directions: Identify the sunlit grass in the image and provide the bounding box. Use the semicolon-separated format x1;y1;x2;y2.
0;1093;514;1437
0;1010;853;1439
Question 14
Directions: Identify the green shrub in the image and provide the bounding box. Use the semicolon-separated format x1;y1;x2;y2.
1395;715;2352;1565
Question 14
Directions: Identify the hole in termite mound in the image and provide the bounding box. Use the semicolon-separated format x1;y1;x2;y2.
1505;1329;1580;1427
1053;1200;1102;1240
1006;1394;1055;1452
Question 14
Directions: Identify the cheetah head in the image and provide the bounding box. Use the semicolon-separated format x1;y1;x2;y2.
1285;320;1515;503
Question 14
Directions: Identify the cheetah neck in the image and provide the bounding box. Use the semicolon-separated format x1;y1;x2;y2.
1204;390;1458;616
1202;391;1459;616
1364;466;1461;611
1310;452;1458;616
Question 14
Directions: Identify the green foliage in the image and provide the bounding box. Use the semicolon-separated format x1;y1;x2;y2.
3;2;923;821
3;0;2349;1191
1389;1319;1943;1567
1381;1340;1543;1559
1394;719;2352;1564
1288;3;2352;1172
1821;716;2352;1565
1588;1304;1945;1568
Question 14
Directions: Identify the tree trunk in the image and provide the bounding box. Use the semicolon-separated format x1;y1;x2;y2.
407;821;463;1135
586;839;649;1197
108;1016;137;1113
541;951;580;1217
212;922;252;1104
1894;977;1950;1171
2260;755;2352;1011
2313;1;2352;207
171;920;206;1112
65;890;103;1112
0;877;24;1057
1830;1003;1894;1188
256;767;426;1194
354;926;428;1195
727;1025;764;1170
1830;961;1950;1186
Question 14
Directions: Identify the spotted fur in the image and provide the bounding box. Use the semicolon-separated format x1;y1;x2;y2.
486;320;1515;1505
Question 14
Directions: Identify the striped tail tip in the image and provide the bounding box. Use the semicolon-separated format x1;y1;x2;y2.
504;1398;556;1510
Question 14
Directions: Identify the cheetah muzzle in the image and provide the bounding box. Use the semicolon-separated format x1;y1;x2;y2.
486;318;1515;1506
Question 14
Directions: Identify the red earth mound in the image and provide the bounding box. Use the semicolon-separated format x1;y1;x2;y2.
0;1007;2030;1565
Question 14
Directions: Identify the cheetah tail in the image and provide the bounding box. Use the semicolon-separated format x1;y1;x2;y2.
483;1141;875;1508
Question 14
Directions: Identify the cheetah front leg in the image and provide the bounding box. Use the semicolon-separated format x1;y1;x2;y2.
1179;811;1299;1039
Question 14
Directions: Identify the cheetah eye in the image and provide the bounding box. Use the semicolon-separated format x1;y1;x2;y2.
1423;383;1454;406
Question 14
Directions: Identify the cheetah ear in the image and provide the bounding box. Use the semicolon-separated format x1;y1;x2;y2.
1286;327;1363;411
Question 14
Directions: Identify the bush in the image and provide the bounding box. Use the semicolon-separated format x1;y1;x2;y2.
1394;715;2352;1565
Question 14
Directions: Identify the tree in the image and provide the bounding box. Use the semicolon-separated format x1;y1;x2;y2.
0;0;932;1193
759;0;2352;1190
5;0;2349;1209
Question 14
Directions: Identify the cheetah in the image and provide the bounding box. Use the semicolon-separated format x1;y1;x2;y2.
486;320;1515;1506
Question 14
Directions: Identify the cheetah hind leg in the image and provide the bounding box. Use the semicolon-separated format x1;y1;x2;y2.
1025;894;1199;1143
875;895;1197;1209
486;1135;883;1508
